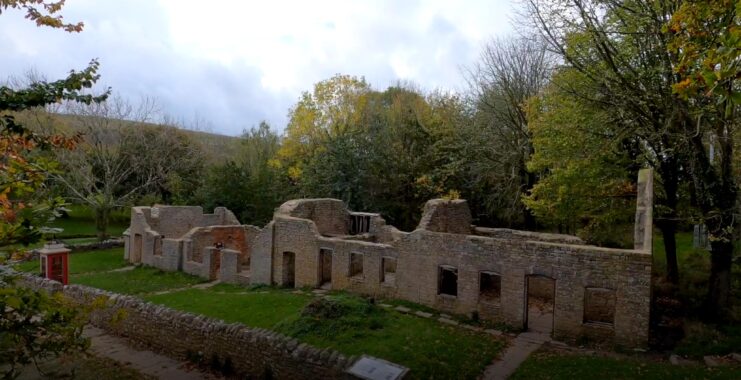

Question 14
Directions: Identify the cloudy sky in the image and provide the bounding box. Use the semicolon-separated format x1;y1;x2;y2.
1;0;517;135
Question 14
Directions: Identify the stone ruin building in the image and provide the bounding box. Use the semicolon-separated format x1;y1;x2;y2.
124;169;654;348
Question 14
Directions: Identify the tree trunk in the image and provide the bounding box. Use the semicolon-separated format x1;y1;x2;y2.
659;223;679;284
520;161;538;230
658;157;680;284
95;207;110;241
703;239;734;322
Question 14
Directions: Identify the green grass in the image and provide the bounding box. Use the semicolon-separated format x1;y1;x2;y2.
14;248;128;274
652;230;698;275
49;204;129;238
145;285;311;328
674;322;741;359
511;349;741;380
145;287;505;379
72;266;206;295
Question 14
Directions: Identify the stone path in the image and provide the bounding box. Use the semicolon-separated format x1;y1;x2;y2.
481;331;550;380
83;326;218;379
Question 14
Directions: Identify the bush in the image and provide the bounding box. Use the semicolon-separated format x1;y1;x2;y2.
0;272;89;378
277;295;384;338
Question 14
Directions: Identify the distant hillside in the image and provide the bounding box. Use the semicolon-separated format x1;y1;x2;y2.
25;111;241;164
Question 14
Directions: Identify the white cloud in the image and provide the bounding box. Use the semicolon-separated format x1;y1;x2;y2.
0;0;516;135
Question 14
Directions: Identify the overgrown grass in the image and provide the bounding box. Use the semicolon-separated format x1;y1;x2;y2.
145;287;505;379
511;349;741;380
276;295;505;380
14;248;128;274
72;266;205;295
674;322;741;359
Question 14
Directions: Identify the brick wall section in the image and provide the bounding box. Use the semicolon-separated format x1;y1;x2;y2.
474;227;584;245
276;199;350;236
17;274;354;380
416;199;472;235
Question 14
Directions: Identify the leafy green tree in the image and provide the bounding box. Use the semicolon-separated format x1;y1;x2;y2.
667;0;740;319
194;122;289;225
524;68;638;246
524;0;689;285
1;2;99;378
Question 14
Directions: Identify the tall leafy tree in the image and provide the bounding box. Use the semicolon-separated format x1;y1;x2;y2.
1;2;100;378
524;0;689;285
524;68;639;246
667;0;740;319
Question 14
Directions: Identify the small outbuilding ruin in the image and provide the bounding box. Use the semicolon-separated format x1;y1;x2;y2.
124;169;654;348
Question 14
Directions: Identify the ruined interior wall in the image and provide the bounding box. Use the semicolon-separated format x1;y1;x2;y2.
249;223;274;285
180;226;248;263
147;206;205;239
474;227;584;245
416;199;472;235
275;199;350;236
201;206;241;227
271;216;321;287
313;237;399;299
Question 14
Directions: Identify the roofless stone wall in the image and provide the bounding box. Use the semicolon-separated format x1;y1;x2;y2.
121;169;655;349
17;273;353;379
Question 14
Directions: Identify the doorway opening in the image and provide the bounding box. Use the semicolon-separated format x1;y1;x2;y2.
525;275;555;334
282;251;295;287
319;248;333;289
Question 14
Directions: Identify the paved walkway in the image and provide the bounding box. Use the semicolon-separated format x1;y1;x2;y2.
84;326;218;379
481;331;549;380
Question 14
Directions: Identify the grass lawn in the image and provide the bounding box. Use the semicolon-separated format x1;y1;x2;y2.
145;285;505;380
50;217;128;238
14;248;128;274
511;348;741;380
144;285;312;329
49;204;129;238
652;230;698;275
72;266;206;295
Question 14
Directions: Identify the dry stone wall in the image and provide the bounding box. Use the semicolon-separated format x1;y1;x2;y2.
17;273;354;380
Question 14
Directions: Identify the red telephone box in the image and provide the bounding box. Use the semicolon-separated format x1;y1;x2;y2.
39;242;70;285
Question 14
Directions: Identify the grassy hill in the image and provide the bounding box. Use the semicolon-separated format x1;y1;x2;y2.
18;109;241;164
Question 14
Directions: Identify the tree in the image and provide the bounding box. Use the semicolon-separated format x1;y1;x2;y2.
524;0;689;285
667;0;740;320
194;122;289;225
280;76;469;230
1;63;107;247
0;2;101;377
524;68;638;246
277;74;372;184
0;0;83;32
465;36;553;228
50;96;201;239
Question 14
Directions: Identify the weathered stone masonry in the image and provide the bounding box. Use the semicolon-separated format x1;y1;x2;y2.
125;169;655;348
18;274;352;379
